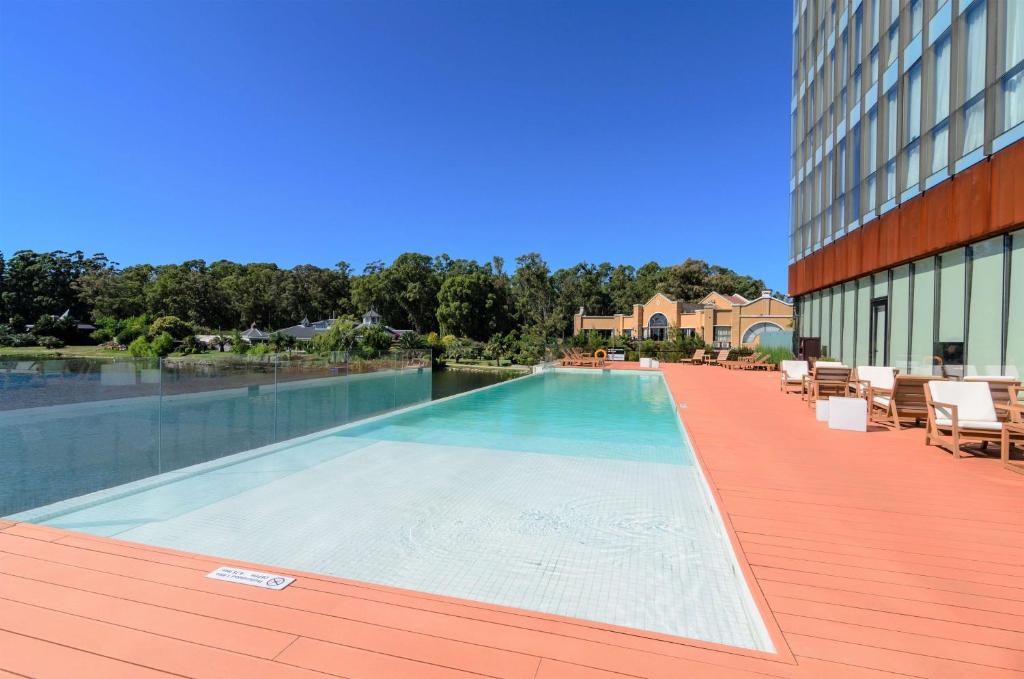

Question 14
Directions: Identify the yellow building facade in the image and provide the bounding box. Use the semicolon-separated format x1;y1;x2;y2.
573;291;794;349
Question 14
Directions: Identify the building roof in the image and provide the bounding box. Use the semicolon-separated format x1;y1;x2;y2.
240;324;270;341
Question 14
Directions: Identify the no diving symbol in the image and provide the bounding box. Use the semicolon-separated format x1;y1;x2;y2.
266;577;287;588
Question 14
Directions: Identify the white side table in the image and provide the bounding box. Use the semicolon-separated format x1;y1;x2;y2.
827;396;867;432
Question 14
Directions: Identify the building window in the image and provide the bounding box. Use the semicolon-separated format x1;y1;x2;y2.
741;322;783;345
713;326;731;348
647;313;669;341
885;87;898;200
904;61;922;190
622;329;632;338
961;1;986;156
967;237;1004;376
931;34;951;174
866;107;878;210
999;1;1024;133
909;0;923;37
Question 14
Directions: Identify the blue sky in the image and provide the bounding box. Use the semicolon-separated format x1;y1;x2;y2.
0;0;793;290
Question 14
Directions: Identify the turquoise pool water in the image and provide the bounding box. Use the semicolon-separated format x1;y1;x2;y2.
342;369;691;464
15;369;772;650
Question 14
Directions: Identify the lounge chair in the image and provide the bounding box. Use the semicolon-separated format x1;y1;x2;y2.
963;376;1022;420
801;361;844;399
925;381;1024;459
868;374;943;428
743;353;774;371
683;349;706;365
722;353;754;370
806;365;852;406
851;366;897;398
707;350;729;366
780;360;809;393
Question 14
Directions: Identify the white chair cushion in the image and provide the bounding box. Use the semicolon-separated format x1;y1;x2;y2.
927;381;998;423
815;361;844;367
872;395;891;408
781;360;809;380
964;376;1019;383
933;418;1003;431
857;366;896;390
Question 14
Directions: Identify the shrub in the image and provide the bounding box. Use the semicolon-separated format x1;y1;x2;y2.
395;331;426;351
90;327;114;343
310;320;356;354
360;324;394;356
150;332;175;357
36;335;65;349
229;330;249;354
178;334;203;355
0;333;37;347
127;336;155;357
149;315;193;340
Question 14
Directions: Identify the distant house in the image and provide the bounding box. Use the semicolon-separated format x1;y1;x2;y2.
574;291;793;349
24;309;95;333
239;323;270;344
274;310;410;343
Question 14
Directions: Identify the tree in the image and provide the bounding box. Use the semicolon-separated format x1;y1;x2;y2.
436;271;504;340
387;253;440;333
310;319;357;354
360;324;394;355
149;315;193;340
510;253;557;337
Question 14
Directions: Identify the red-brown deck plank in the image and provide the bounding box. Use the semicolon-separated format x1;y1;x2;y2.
2;363;1023;678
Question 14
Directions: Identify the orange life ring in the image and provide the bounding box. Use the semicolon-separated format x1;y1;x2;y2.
594;349;608;360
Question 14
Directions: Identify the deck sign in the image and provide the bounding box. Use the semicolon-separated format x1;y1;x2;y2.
206;566;295;590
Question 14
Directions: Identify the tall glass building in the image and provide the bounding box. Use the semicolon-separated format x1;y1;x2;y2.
789;0;1024;376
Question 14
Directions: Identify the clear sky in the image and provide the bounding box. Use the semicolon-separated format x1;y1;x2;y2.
0;0;793;290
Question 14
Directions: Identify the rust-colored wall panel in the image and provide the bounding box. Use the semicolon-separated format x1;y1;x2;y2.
990;141;1024;230
787;140;1024;297
957;161;991;243
861;220;880;272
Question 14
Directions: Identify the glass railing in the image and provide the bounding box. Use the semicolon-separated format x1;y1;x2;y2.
0;350;431;516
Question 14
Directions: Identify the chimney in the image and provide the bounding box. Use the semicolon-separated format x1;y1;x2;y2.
577;306;585;316
761;289;772;298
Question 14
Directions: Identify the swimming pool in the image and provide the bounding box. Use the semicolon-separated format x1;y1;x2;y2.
12;369;773;651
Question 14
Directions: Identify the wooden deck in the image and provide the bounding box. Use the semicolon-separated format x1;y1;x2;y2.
2;364;1023;678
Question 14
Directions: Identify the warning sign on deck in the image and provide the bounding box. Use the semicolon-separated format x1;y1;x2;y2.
206;566;295;590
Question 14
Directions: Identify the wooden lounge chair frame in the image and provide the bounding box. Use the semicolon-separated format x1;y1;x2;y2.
867;374;942;428
682;348;706;365
707;349;729;366
806;365;852;406
780;360;809;393
925;383;1024;459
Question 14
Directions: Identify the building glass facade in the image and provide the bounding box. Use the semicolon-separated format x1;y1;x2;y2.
790;0;1024;376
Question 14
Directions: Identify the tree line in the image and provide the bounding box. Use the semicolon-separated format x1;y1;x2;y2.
0;249;771;342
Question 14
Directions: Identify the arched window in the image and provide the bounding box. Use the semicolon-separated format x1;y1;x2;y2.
742;321;783;344
647;313;669;340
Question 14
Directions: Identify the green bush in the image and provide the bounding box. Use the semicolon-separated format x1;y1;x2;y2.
149;315;193;340
359;324;394;356
179;334;203;355
229;330;249;354
310;320;356;353
150;332;175;357
36;335;65;349
127;336;155;357
0;332;37;347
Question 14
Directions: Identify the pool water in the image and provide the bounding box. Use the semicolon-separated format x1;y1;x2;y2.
15;369;773;651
